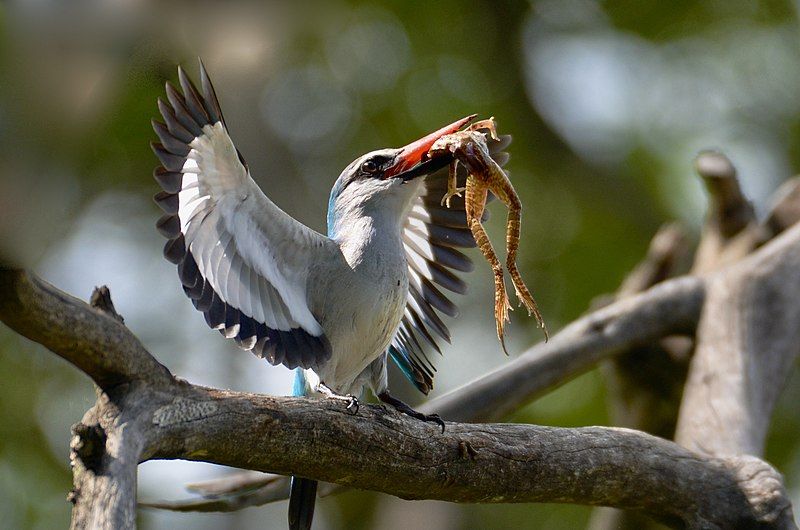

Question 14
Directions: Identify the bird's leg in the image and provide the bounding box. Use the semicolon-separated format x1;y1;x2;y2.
315;382;359;414
467;117;500;141
440;159;466;208
465;179;512;354
490;171;548;341
377;391;445;433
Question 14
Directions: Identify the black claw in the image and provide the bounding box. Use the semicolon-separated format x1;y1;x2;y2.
377;391;446;433
428;414;446;433
405;408;446;433
417;412;445;433
345;395;359;415
318;383;360;415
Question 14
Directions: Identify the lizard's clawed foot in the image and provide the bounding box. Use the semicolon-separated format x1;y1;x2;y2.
378;391;446;433
507;262;548;341
493;271;513;355
468;118;499;141
441;187;467;208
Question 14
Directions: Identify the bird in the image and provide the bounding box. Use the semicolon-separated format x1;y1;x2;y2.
151;59;511;530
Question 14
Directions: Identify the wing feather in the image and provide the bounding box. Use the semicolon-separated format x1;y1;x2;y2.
391;132;511;394
152;60;335;370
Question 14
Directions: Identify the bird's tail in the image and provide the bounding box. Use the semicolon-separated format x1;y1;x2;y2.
288;476;318;530
289;369;317;529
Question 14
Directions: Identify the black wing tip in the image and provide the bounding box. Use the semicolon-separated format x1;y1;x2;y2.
188;283;331;372
153;190;178;213
197;58;224;125
166;60;225;129
151;142;185;172
164;80;182;99
176;63;189;85
163;235;186;264
152;60;226;171
156;213;180;238
153;61;332;373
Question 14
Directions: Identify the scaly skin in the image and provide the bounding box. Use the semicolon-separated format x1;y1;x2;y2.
428;118;548;349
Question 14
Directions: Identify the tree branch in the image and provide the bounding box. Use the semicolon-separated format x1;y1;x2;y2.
692;150;759;273
68;392;145;529
136;386;789;529
675;222;800;457
1;214;798;528
421;274;703;422
0;268;173;390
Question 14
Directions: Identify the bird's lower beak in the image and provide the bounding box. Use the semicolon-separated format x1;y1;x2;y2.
384;114;476;181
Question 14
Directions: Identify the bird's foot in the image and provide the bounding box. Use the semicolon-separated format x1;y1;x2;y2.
378;391;445;433
316;383;359;414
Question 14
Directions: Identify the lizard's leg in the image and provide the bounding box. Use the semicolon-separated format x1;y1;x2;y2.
490;167;548;341
467;117;500;141
465;178;512;353
440;159;466;208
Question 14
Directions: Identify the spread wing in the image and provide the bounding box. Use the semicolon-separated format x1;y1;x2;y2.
151;61;336;371
390;135;511;394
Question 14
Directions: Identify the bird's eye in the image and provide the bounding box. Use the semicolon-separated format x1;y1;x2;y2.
360;159;379;174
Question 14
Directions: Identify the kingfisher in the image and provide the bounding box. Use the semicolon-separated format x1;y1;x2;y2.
151;60;510;530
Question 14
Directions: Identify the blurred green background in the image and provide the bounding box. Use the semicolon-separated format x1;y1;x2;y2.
1;0;799;528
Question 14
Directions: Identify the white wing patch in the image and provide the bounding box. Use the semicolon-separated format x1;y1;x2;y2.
152;62;333;370
176;125;323;335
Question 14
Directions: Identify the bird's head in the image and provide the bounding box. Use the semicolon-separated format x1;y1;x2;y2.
327;115;474;238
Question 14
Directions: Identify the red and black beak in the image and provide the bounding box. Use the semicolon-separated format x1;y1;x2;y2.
384;114;476;181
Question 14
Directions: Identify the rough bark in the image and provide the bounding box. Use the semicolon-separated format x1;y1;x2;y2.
0;268;173;390
675;224;800;456
589;151;779;530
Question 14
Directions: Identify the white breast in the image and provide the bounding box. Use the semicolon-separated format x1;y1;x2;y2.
311;216;410;393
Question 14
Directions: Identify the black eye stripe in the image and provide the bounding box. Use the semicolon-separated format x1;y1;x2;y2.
359;154;393;177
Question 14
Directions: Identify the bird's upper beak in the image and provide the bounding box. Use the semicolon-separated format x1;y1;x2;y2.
383;114;476;181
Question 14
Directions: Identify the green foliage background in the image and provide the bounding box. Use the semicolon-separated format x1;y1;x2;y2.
1;1;799;528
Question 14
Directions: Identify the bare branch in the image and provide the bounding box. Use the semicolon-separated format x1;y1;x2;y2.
601;223;691;438
140;473;339;513
764;177;800;240
140;386;791;528
0;268;173;390
185;471;280;496
692;150;760;273
140;472;285;513
618;222;690;296
68;392;146;530
90;285;125;324
590;225;692;530
694;150;754;237
676;222;800;457
421;275;704;422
